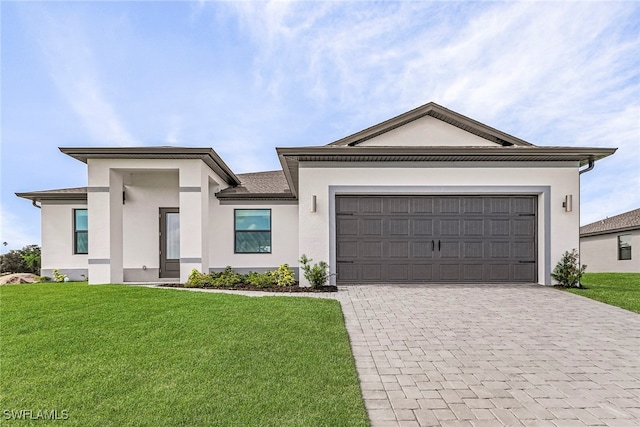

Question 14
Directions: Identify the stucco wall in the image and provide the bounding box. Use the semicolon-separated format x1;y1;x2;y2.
40;201;88;281
297;162;581;286
122;170;179;272
580;231;640;273
209;200;299;271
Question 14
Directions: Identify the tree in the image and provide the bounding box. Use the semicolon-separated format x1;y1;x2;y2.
0;245;41;275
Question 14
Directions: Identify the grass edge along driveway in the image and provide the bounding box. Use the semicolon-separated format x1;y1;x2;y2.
563;272;640;314
0;283;369;426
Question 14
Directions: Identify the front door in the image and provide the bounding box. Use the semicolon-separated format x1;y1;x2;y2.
160;208;180;278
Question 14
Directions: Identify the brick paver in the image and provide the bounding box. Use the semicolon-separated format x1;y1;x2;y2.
335;285;640;426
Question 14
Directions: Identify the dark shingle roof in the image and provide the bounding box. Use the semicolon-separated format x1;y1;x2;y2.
580;208;640;237
215;170;295;200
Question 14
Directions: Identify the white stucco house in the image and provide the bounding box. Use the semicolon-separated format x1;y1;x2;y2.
580;208;640;273
17;102;616;286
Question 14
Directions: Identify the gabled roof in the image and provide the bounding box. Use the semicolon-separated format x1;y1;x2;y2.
216;170;295;201
580;208;640;237
327;102;534;147
59;146;241;186
275;101;617;197
16;187;88;202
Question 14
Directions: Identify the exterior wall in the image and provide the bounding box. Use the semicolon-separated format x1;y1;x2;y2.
580;230;640;273
297;161;581;286
40;201;88;281
209;200;300;274
86;158;229;284
358;116;498;147
122;171;179;281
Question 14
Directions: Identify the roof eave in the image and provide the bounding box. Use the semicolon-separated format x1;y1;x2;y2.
15;192;88;202
59;147;241;186
215;191;297;201
580;225;640;237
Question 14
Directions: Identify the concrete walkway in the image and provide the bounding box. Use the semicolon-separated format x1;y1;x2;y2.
335;285;640;427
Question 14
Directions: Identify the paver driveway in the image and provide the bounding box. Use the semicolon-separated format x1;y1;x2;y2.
335;285;640;427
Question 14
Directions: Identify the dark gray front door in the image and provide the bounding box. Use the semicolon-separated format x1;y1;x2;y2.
160;208;180;278
336;195;537;284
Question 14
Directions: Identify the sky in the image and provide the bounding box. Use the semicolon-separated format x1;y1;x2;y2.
1;1;639;252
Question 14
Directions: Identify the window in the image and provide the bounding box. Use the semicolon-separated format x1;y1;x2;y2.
618;235;631;260
74;209;88;254
235;209;271;253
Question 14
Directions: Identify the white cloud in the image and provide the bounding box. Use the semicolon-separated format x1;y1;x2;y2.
31;7;138;146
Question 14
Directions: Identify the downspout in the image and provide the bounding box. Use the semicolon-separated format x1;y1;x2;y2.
579;157;595;175
577;156;594;286
32;200;41;209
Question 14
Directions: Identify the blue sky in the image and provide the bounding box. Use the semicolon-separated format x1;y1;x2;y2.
2;1;639;251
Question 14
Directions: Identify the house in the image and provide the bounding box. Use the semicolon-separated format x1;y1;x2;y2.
580;208;640;273
16;102;616;286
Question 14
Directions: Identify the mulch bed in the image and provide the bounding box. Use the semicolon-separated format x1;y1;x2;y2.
158;283;338;293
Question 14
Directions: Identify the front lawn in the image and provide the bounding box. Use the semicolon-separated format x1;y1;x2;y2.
564;273;640;314
0;283;368;426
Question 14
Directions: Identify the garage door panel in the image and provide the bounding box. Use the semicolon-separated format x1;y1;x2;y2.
463;241;484;258
513;264;535;282
463;264;483;281
412;198;434;214
336;195;537;284
361;264;382;281
412;241;434;258
361;197;383;214
490;219;510;236
361;218;383;235
439;219;460;236
440;264;461;281
462;197;484;214
463;219;484;236
488;264;510;281
337;241;358;258
360;241;383;258
440;241;460;258
389;219;410;235
337;263;359;281
388;264;409;281
387;197;410;214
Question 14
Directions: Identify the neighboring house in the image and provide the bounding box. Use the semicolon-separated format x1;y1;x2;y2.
580;208;640;273
16;102;616;286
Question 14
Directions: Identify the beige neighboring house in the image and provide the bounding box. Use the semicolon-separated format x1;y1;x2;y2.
16;102;616;286
580;208;640;273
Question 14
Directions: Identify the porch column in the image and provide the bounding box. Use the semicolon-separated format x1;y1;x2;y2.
179;162;210;283
87;168;123;284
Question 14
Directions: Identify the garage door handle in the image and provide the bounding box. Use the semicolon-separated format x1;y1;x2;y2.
432;240;435;251
438;240;441;251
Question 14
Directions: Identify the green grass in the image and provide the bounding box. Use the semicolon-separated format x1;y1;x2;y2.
0;283;369;426
563;273;640;314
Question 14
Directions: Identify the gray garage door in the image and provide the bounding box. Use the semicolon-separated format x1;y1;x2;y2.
336;195;537;284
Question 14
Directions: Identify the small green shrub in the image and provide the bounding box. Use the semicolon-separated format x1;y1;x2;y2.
185;269;206;288
552;249;586;288
210;266;244;287
271;264;296;287
52;269;67;283
246;271;275;288
299;255;330;289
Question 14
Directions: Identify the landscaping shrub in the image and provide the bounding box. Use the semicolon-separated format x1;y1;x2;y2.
52;268;67;283
185;269;206;288
551;249;586;288
299;255;330;288
210;266;244;287
271;264;296;287
246;271;275;288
